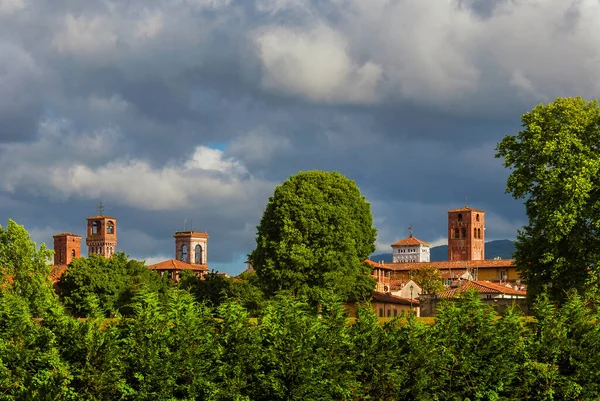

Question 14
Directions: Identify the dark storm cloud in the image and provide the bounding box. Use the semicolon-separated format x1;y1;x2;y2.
1;0;599;273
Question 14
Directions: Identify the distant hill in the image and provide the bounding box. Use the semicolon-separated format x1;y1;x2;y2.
371;239;515;263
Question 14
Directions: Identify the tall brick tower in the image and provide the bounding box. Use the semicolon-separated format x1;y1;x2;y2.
448;206;485;262
53;233;82;266
174;231;208;265
86;203;117;258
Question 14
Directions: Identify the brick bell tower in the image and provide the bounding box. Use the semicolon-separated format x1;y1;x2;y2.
53;233;82;266
86;203;117;258
174;230;208;265
448;206;485;262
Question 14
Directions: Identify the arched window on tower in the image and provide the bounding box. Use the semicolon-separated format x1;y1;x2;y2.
71;249;76;258
195;245;203;264
476;214;480;222
107;221;114;234
92;221;100;234
181;245;188;262
457;213;463;222
474;227;477;238
454;228;459;239
478;228;481;239
461;228;467;238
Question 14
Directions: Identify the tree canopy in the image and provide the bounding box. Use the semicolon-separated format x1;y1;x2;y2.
57;252;169;317
496;97;600;301
413;265;444;295
250;170;377;301
0;219;57;316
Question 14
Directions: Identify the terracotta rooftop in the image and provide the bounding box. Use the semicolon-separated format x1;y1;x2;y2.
372;291;419;306
173;231;209;238
52;232;82;238
364;259;393;270
448;206;485;213
50;265;68;283
438;280;526;298
391;235;430;247
86;215;117;220
368;259;515;272
147;259;209;271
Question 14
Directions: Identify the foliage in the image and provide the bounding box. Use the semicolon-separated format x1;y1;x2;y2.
0;219;57;316
412;265;444;295
0;291;75;400
178;269;233;308
250;170;377;301
57;252;168;317
496;97;600;301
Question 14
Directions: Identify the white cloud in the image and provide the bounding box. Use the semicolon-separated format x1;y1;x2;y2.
135;9;165;39
227;127;292;165
0;118;275;212
254;24;382;104
53;14;119;59
0;0;25;15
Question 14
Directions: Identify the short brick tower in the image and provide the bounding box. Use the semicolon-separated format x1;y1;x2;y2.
53;233;82;265
448;206;485;262
86;203;117;257
174;231;208;265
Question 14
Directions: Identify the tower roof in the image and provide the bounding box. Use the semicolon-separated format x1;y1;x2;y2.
53;232;82;238
391;236;430;246
173;230;209;238
448;206;485;213
86;215;117;220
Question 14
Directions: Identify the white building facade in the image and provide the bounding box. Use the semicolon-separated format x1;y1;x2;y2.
391;231;431;263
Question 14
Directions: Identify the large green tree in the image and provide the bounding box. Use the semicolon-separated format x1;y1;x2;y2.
57;252;168;317
496;97;600;301
0;219;57;316
250;171;377;301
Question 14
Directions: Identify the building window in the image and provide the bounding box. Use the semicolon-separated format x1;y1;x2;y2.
387;309;391;317
474;227;477;238
195;245;203;264
92;221;100;234
379;308;383;317
476;214;480;222
181;245;188;262
107;221;114;234
478;228;482;238
461;228;467;238
393;309;397;317
71;249;76;258
60;249;64;264
457;213;463;222
454;228;459;239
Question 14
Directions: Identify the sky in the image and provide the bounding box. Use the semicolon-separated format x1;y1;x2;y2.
1;0;600;274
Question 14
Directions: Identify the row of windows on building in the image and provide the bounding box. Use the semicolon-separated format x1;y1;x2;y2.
90;246;114;255
181;244;204;264
457;213;480;222
379;308;399;318
452;227;483;239
58;249;77;264
91;221;115;235
395;248;422;253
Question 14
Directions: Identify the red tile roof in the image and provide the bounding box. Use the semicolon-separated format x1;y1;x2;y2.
173;231;209;238
50;265;68;283
86;215;117;220
372;291;419;306
438;280;526;298
364;259;393;270
391;235;430;246
147;259;209;271
52;232;82;238
370;259;515;272
448;206;485;213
